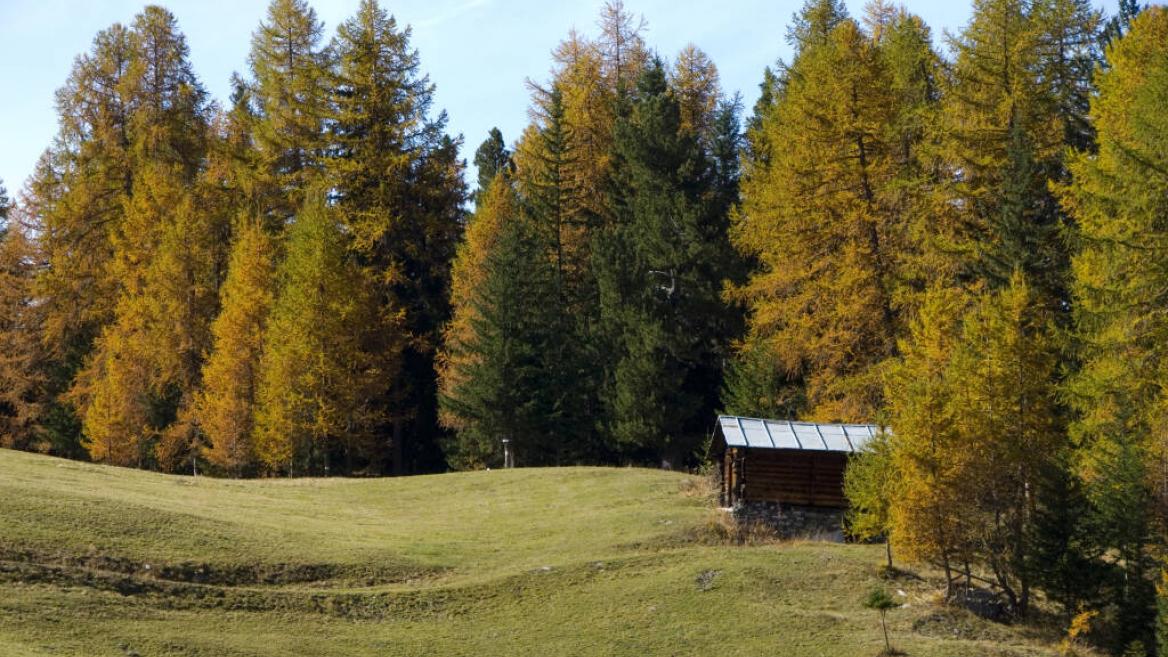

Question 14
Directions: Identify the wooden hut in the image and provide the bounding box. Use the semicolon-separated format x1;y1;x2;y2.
710;415;882;509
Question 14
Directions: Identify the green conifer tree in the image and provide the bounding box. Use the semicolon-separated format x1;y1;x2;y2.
595;61;737;463
473;127;512;206
441;204;562;467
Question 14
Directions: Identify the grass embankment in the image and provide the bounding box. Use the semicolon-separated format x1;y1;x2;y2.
0;448;1078;656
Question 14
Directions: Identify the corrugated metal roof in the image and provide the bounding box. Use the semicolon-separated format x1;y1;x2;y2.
716;415;884;453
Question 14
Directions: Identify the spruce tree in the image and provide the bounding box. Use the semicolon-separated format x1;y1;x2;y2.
473;127;512;206
438;174;518;450
595;61;736;462
440;202;562;468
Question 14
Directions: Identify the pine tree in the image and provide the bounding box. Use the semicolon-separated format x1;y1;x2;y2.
196;219;276;477
253;191;371;475
330;0;466;473
1060;6;1168;645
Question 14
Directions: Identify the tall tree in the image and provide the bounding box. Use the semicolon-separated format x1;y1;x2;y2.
595;61;737;463
886;286;972;596
670;45;721;144
248;0;331;224
330;0;466;474
937;0;1097;302
0;199;48;452
27;23;137;457
438;173;518;451
473;127;512;206
1061;6;1168;646
439;195;564;468
253;192;372;475
195;218;275;477
63;7;213;469
729;17;916;422
944;274;1061;614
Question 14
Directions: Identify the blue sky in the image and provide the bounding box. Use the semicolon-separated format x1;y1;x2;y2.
0;0;1118;198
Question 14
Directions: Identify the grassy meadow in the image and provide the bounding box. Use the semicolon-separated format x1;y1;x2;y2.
0;448;1081;656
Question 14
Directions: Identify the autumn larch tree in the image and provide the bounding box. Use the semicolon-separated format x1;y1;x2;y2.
253;191;372;475
1061;6;1168;646
0;194;48;452
248;0;331;225
60;7;214;469
196;218;276;477
329;0;466;474
729;12;934;423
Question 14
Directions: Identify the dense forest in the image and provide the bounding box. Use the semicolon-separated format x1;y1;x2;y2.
2;0;1168;647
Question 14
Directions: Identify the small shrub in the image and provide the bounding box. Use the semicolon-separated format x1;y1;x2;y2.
863;586;902;656
1058;608;1098;656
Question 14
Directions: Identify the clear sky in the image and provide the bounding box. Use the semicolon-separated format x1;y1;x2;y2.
0;0;1118;198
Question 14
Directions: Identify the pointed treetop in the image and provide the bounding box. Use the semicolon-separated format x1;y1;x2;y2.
788;0;850;49
473;128;513;204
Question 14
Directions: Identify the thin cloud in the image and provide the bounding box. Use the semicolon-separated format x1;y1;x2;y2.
414;0;492;29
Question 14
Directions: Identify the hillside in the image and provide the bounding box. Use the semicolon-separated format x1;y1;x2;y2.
0;448;1074;657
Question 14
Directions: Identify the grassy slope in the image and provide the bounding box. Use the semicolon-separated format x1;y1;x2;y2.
0;449;1072;657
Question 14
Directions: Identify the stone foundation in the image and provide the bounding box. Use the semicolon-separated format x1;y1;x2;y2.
731;501;845;541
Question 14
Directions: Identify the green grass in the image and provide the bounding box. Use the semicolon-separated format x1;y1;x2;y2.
0;448;1078;656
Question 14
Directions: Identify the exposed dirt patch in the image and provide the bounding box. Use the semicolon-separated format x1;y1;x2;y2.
0;550;666;622
0;544;439;588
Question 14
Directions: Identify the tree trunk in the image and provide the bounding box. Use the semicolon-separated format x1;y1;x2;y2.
392;417;404;476
881;610;890;654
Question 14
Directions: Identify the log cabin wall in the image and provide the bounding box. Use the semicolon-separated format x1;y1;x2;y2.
736;449;849;509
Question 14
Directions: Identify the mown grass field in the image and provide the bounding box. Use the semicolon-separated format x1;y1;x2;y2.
0;448;1079;656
